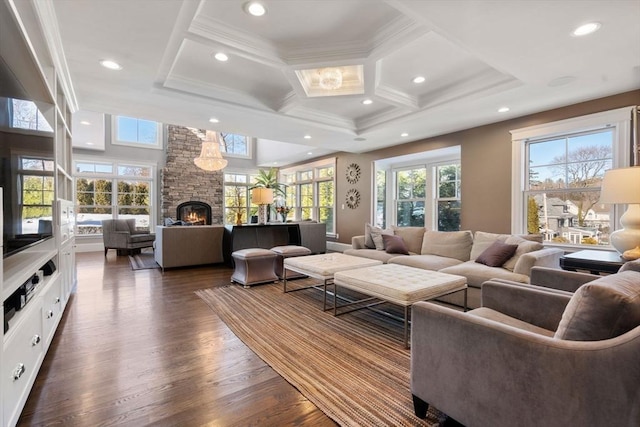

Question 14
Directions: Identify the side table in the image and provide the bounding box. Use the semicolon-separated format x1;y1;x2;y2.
560;250;624;275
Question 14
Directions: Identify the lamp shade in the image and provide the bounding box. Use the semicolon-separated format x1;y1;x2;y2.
252;187;274;205
599;167;640;204
194;131;228;171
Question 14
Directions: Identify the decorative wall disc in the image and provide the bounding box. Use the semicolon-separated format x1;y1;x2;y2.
345;188;361;209
345;163;361;184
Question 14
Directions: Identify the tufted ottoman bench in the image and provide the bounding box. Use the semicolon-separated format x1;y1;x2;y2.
231;248;278;288
271;245;312;279
333;263;467;347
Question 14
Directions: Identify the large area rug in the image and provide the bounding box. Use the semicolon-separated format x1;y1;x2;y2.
196;281;443;427
128;252;160;270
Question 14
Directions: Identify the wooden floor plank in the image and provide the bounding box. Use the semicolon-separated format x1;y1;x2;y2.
17;251;336;426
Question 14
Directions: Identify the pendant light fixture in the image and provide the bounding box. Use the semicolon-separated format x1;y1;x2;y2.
194;130;228;171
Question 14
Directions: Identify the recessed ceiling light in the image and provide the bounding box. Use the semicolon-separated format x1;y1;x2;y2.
80;120;91;125
273;161;278;165
214;52;229;62
244;1;267;16
86;142;94;146
498;107;510;113
401;132;409;137
412;76;426;84
100;60;122;70
209;118;220;123
362;99;373;105
572;22;601;36
307;152;313;155
304;135;311;139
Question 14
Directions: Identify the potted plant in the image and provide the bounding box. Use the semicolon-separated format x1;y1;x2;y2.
251;168;287;222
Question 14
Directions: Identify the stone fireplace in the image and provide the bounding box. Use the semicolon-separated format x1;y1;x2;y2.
161;125;224;224
177;201;212;225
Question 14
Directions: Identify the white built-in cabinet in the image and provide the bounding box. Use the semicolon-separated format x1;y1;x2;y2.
1;1;77;425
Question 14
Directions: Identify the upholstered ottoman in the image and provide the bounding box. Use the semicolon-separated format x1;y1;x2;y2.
231;248;278;288
271;245;312;279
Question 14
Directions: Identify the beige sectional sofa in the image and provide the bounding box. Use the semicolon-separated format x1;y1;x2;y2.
343;226;564;308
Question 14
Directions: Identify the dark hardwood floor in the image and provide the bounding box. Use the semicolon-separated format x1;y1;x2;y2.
17;251;336;426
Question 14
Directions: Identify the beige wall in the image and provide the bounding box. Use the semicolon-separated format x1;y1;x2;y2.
333;90;640;244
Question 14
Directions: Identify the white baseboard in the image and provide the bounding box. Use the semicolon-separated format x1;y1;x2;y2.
327;241;351;253
74;242;104;253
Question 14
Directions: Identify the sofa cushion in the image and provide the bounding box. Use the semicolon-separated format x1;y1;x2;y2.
391;226;425;254
370;228;393;250
364;223;393;250
502;236;543;271
469;307;555;337
389;254;463;271
475;241;518;267
343;248;400;263
440;261;529;289
554;271;640;341
382;234;410;255
420;230;473;261
470;231;508;260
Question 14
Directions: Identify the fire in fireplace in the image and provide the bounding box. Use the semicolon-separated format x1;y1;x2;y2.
177;201;212;225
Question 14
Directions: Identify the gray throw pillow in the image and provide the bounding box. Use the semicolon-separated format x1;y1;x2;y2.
370;229;393;250
475;240;518;267
364;223;385;249
554;271;640;341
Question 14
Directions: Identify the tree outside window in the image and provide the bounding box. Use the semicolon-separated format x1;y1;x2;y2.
219;133;249;157
396;168;426;227
437;164;461;231
74;160;154;234
526;129;613;245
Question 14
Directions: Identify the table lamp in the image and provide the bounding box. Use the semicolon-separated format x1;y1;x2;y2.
252;188;274;224
599;166;640;256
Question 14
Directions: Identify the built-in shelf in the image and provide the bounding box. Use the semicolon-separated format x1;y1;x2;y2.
2;248;57;301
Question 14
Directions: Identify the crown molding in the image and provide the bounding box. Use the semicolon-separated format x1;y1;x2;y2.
374;84;419;109
284;107;356;131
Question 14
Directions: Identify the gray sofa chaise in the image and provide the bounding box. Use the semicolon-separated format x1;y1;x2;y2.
344;226;563;308
410;260;640;427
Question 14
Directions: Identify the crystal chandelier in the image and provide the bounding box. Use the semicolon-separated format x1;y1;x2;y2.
319;67;343;90
194;130;228;171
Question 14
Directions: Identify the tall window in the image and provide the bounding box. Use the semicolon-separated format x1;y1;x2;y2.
19;157;55;233
279;159;336;235
436;164;461;231
220;133;250;157
112;116;162;149
395;168;426;227
74;160;154;234
223;173;252;224
511;107;632;248
375;170;386;228
375;148;461;230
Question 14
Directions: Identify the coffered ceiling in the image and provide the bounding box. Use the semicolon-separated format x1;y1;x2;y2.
48;0;640;166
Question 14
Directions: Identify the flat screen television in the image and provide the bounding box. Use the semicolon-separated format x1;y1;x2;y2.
0;56;56;258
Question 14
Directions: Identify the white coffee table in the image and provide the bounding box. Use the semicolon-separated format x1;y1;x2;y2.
333;263;467;347
283;253;383;310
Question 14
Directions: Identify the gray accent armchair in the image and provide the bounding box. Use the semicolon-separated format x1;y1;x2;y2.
410;263;640;427
102;219;155;256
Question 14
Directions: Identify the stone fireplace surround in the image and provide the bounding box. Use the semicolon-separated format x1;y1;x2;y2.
162;125;224;224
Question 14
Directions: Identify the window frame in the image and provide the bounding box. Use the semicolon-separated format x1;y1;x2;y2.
222;171;255;225
111;115;163;150
279;158;337;237
510;106;633;250
74;157;156;235
219;133;252;159
374;150;461;231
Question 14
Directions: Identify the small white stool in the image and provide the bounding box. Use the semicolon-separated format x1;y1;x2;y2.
271;245;312;279
231;248;278;288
